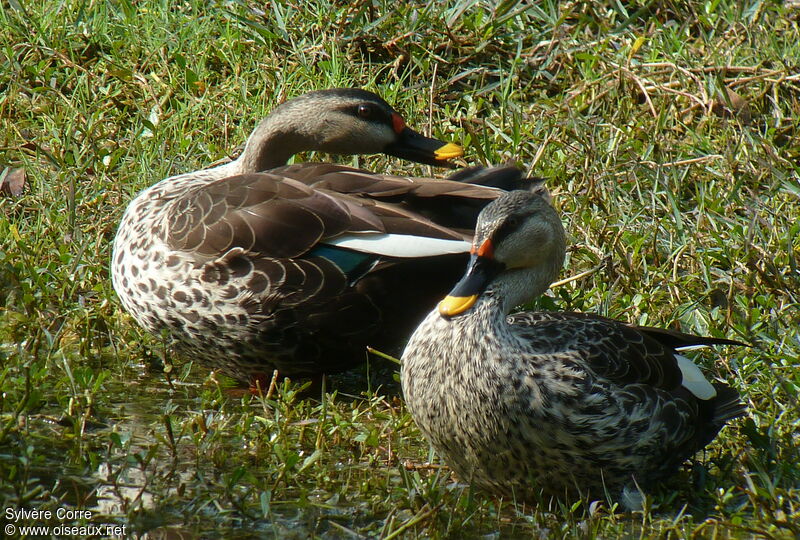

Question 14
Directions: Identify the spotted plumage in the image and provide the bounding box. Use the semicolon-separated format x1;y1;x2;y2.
112;89;530;382
401;190;746;505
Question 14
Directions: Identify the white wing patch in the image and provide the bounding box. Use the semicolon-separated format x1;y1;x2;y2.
676;354;717;400
325;233;471;258
674;344;709;352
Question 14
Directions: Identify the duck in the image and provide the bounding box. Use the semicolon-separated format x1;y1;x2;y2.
401;189;746;506
112;88;529;384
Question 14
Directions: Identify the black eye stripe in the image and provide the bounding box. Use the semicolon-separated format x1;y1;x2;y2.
343;103;392;125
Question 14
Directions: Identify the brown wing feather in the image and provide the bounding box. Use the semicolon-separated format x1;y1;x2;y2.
344;196;471;240
509;312;685;391
167;173;390;258
275;163;502;201
168;174;343;257
626;324;748;349
285;164;505;231
166;166;506;259
515;311;747;348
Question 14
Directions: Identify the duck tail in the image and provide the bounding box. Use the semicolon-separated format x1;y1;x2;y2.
711;383;747;425
447;165;527;190
691;383;745;450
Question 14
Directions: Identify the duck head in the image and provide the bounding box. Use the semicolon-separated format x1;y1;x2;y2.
241;88;463;170
438;189;566;317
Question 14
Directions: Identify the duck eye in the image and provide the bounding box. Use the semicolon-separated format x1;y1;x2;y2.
493;216;521;244
357;104;372;119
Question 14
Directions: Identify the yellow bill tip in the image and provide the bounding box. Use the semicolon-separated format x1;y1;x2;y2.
438;294;478;317
433;142;463;160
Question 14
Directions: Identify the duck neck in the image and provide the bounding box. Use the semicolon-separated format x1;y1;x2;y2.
467;265;558;330
236;115;319;173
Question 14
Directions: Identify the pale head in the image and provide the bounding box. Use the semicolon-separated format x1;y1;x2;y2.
475;189;565;272
439;189;566;317
239;88;462;171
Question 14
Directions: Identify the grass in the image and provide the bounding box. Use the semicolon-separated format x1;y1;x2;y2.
1;0;799;537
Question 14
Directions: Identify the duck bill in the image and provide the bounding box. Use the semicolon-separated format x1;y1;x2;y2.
438;248;504;318
384;127;463;168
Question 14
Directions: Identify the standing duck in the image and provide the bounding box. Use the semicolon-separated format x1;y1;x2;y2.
112;88;524;383
401;189;746;506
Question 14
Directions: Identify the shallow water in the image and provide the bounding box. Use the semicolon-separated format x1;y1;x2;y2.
1;359;408;538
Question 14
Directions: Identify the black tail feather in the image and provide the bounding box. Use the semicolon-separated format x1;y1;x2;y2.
692;383;745;450
712;383;747;425
635;325;750;349
447;165;546;192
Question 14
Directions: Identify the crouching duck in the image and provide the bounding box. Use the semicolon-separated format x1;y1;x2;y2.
112;88;525;383
401;189;746;507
